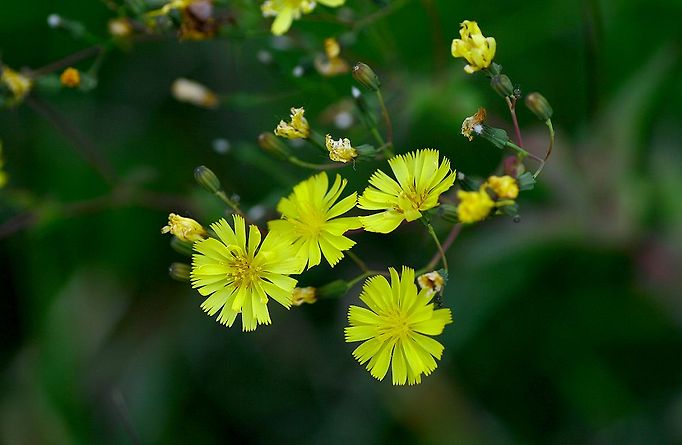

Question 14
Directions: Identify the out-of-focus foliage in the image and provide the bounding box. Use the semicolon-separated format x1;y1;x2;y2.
1;0;682;443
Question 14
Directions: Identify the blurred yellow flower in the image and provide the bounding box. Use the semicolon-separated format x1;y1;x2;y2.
1;66;32;105
60;67;81;88
161;213;208;242
325;134;357;163
456;187;494;223
358;149;456;233
292;287;317;306
345;266;453;385
192;215;306;331
261;0;345;36
315;37;350;77
268;172;360;269
485;175;519;199
275;107;310;139
0;140;7;188
417;271;445;297
171;78;218;108
451;20;496;74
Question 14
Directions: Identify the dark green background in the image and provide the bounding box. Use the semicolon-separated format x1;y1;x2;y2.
2;0;682;443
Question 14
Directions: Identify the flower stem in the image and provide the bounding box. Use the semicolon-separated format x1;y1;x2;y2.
215;190;245;217
505;96;524;147
346;251;369;272
532;119;555;179
287;156;342;170
425;222;448;271
375;90;394;157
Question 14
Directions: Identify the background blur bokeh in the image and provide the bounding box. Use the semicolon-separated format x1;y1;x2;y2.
2;0;682;443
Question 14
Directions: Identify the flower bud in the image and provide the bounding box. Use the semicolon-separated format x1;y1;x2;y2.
438;203;459;223
194;165;222;194
170;236;195;257
169;263;191;281
161;213;207;243
317;279;350;299
524;92;553;120
490;74;514;98
292;287;317;306
352;62;380;91
258;132;290;159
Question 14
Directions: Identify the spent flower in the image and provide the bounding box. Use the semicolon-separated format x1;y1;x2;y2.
275;107;310;139
345;266;453;385
417;271;445;297
451;20;496;74
161;213;208;242
292;287;317;306
325;134;358;163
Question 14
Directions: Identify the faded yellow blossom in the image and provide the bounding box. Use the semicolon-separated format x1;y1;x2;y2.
161;213;208;242
275;107;310;139
108;18;133;38
60;67;81;88
485;175;519;200
451;20;496;74
417;271;445;297
461;107;486;141
325;134;357;163
292;287;317;306
457;187;494;224
315;38;350;77
1;66;32;104
171;78;218;108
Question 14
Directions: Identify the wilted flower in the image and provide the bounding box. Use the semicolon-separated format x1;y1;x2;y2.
171;78;218;108
461;107;486;141
325;134;357;163
451;20;496;74
275;107;310;139
315;38;350;77
292;287;317;306
161;213;208;242
417;271;445;297
1;66;32;105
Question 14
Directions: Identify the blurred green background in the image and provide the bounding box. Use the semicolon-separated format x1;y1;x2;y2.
2;0;682;443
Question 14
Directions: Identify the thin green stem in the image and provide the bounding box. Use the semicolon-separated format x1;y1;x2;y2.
375;90;394;156
215;190;244;217
426;222;448;271
504;139;546;176
346;251;369;272
533;119;555;179
347;271;372;288
287;156;342;170
308;131;329;154
505;96;524;147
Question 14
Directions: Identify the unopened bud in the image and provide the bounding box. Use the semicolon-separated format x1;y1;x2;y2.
317;279;349;299
169;263;191;281
356;144;379;160
439;203;459;223
170;236;195;257
490;74;514;98
194;165;222;194
258;132;290;159
292;287;317;306
524;92;553;120
352;62;380;91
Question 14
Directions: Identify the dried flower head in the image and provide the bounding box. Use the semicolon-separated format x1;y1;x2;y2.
325;134;357;163
275;107;310;139
461;107;486;141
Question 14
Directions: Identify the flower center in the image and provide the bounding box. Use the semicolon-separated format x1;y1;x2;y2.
227;253;261;287
380;309;412;340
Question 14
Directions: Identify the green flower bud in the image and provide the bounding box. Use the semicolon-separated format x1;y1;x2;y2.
438;203;459;223
524;92;553;120
352;62;380;91
168;263;191;281
356;144;379;161
490;74;514;98
317;279;350;299
170;236;195;257
480;125;510;149
258;132;290;159
194;165;222;194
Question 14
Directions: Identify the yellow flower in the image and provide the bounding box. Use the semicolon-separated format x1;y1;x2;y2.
1;66;32;105
345;266;453;385
60;67;80;88
275;107;310;139
461;107;486;141
451;20;496;74
358;149;456;233
314;37;350;77
292;287;317;306
261;0;345;36
161;213;208;242
456;187;494;224
268;172;360;269
485;175;519;199
147;0;195;17
417;271;445;297
171;78;218;108
108;18;133;38
325;134;357;163
191;215;306;331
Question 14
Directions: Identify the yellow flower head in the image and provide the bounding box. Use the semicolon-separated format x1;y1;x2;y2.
292;286;317;306
456;187;494;224
461;107;486;141
60;67;81;88
147;0;195;17
325;134;357;163
451;20;496;74
108;18;133;38
268;172;361;269
485;175;519;200
1;66;32;105
417;271;445;297
161;213;208;242
191;215;306;331
275;107;310;139
358;149;456;233
315;37;350;77
345;266;453;385
261;0;345;36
